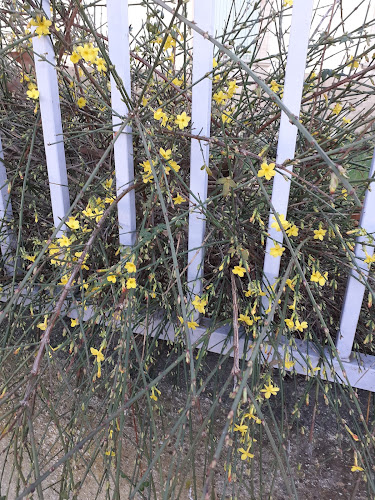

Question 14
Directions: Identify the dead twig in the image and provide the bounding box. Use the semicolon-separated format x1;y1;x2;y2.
19;180;141;410
231;273;240;384
255;61;375;136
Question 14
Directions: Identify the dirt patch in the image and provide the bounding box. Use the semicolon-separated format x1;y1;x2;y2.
0;344;372;499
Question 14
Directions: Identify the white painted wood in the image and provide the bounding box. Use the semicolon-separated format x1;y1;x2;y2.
32;0;70;236
336;147;375;360
262;0;314;302
187;0;215;300
107;0;136;246
0;135;17;273
64;301;375;392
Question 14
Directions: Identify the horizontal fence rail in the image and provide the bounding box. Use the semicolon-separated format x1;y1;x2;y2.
1;0;375;393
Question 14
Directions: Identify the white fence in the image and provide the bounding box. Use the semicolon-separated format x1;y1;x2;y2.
1;0;375;392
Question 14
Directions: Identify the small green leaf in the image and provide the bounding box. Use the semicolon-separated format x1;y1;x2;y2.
217;177;237;196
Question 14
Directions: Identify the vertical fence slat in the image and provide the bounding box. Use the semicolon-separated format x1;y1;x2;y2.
262;0;314;302
187;0;215;300
0;135;16;273
32;0;70;237
336;150;375;360
107;0;136;247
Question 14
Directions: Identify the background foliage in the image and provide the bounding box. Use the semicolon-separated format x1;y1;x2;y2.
1;0;375;498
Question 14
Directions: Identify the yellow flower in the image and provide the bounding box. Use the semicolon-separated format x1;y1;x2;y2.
90;346;105;378
20;72;30;83
142;172;154;184
351;452;364;472
270;80;280;92
103;178;113;190
24;254;36;262
285;278;295;290
105;196;115;205
238;445;254;461
95;57;107;73
364;251;375;265
77;97;86;108
71;318;78;327
310;270;328;286
57;234;71;247
173;193;186;205
313;228;326;241
192;296;207;314
284;318;294;329
159;147;172;160
213;91;227;105
125;262;136;273
283;0;293;6
27;87;39;100
331;103;342;115
232;265;246;277
154;108;168;126
83;206;95;219
342;117;351;124
270;244;285;257
243;407;261;424
107;274;116;283
78;43;98;63
213;58;218;68
226;80;238;98
234;423;248;436
168;160;181;173
261;382;280;399
284;354;295;369
141;160;152;172
37;315;48;331
351;465;364;472
175;112;191;130
49;245;61;264
150;386;161;401
163;34;176;50
172;77;183;86
222;110;233;124
142;96;148;106
59;274;74;286
239;314;253;326
257;162;276;181
70;51;80;64
347;56;359;69
66;216;79;230
286;225;299;237
30;15;52;37
271;214;289;232
126;277;137;289
295;320;308;332
188;320;199;330
94;207;103;222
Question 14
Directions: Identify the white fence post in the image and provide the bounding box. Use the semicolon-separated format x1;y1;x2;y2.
107;0;136;247
187;0;215;300
336;149;375;360
32;0;70;236
262;0;314;304
0;135;16;273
